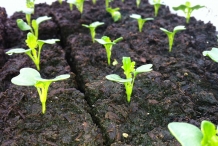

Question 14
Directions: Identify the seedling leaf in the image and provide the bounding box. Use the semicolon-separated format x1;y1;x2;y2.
106;74;132;83
11;68;40;86
135;64;153;73
202;48;218;63
35;74;71;82
168;122;202;146
16;19;32;31
6;48;31;55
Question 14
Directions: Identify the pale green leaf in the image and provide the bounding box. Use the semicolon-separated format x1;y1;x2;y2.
16;19;31;31
6;48;31;55
202;48;218;63
106;74;132;83
135;64;153;73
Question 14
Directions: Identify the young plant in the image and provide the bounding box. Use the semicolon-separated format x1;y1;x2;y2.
6;32;59;70
17;16;51;39
11;67;70;114
168;120;218;146
105;0;113;9
173;1;205;23
203;47;218;63
95;36;123;65
106;57;153;102
152;0;163;17
67;0;85;13
160;25;186;52
130;14;154;32
106;7;121;22
136;0;141;8
82;21;104;43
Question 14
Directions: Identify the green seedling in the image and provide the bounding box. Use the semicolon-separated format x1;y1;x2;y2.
152;0;163;17
168;120;218;146
173;1;204;23
82;21;104;43
105;0;113;9
136;0;141;8
160;25;186;52
58;0;63;4
67;0;84;13
11;67;70;114
95;36;123;65
6;32;59;70
106;57;153;102
203;48;218;63
17;16;51;39
106;7;121;22
130;14;154;32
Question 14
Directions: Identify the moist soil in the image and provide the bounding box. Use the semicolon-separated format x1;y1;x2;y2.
0;0;218;145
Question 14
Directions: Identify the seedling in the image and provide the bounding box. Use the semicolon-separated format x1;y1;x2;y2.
6;32;59;70
130;14;154;32
152;0;163;17
106;7;121;22
82;21;104;43
168;120;218;146
160;25;186;52
203;47;218;63
17;16;51;39
106;57;153;102
11;67;70;114
95;36;123;65
173;1;204;23
67;0;85;13
136;0;141;8
105;0;113;9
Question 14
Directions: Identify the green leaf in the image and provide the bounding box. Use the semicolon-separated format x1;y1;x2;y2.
201;120;218;145
34;74;70;82
122;57;135;74
135;64;153;73
168;122;202;146
203;48;218;63
113;37;123;43
90;21;104;27
21;7;34;14
130;14;142;19
6;48;31;55
36;16;51;25
173;25;186;33
38;39;60;44
25;32;38;49
191;5;205;10
160;28;172;35
106;74;132;83
16;19;32;31
173;5;187;11
11;68;40;86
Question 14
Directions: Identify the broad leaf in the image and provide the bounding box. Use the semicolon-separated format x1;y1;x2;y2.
173;25;186;33
6;48;31;55
38;39;60;44
36;16;51;25
135;64;153;73
191;5;205;10
106;74;132;83
11;68;40;86
202;48;218;63
21;7;34;14
168;122;202;146
90;21;104;27
130;14;141;19
16;19;32;31
34;74;70;82
173;5;187;11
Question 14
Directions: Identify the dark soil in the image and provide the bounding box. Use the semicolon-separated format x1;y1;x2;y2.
1;0;218;145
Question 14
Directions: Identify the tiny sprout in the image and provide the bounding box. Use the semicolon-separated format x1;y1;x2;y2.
67;0;84;13
106;7;121;22
130;14;154;32
173;1;204;23
151;0;164;17
82;21;104;43
106;57;153;102
168;120;218;146
105;0;113;9
160;25;186;52
136;0;141;8
203;47;218;63
112;59;118;66
95;36;123;65
11;67;70;114
6;32;59;70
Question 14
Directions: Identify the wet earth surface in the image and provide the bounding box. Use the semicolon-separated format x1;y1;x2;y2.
0;0;218;145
